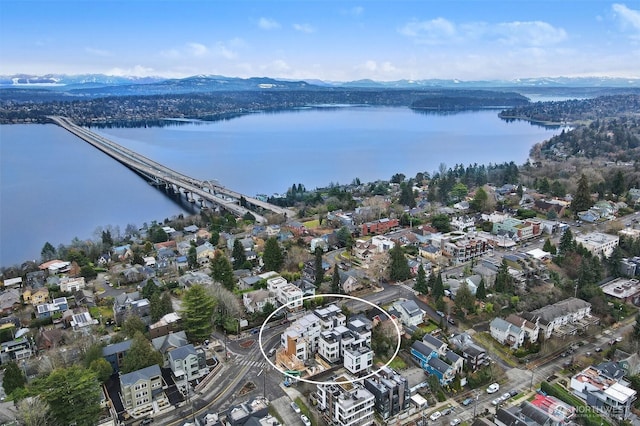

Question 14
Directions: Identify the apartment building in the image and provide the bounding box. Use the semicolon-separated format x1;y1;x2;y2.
267;276;303;311
575;232;620;258
570;364;637;420
317;374;375;426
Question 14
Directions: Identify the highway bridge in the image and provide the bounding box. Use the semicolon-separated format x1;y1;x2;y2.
48;116;296;224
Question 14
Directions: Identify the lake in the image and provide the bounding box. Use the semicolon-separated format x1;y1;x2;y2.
0;107;562;267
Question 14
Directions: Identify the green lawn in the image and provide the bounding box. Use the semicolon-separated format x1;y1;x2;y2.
388;357;407;370
303;219;320;229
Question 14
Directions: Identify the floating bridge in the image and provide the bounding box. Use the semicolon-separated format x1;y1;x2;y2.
48;116;295;224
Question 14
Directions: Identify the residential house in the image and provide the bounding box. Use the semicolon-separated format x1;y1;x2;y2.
112;244;133;261
339;270;363;294
523;297;595;339
0;289;21;315
267;276;303;311
112;292;150;326
505;314;540;343
410;341;455;385
449;333;488;371
490;317;525;349
22;286;49;306
39;260;71;275
571;364;637;420
167;344;209;383
70;311;99;331
361;218;399;236
391;299;424;328
226;397;270;426
74;289;96;308
533;199;567;218
119;364;169;418
196;242;216;265
148;312;182;339
59;276;86;293
242;289;277;314
152;331;189;364
36;328;65;351
102;340;133;373
36;297;68;319
628;188;640;206
293;278;316;297
178;271;212;288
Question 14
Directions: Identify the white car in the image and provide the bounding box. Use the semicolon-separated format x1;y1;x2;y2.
430;411;442;421
450;419;461;426
290;401;301;414
300;414;312;426
501;392;511;401
491;398;501;406
487;383;500;394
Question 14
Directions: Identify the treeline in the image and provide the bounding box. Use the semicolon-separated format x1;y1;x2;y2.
530;116;640;162
0;88;532;126
500;93;640;123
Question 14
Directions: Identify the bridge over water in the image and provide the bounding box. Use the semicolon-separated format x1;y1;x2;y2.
48;116;295;224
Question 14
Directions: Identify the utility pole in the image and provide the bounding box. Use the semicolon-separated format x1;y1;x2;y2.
473;392;480;418
530;363;534;391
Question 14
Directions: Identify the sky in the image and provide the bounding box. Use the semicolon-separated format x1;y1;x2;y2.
1;0;639;82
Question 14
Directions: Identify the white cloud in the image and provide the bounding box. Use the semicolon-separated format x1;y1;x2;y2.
258;17;281;30
293;23;315;33
215;42;237;60
261;59;291;73
188;42;209;57
398;18;457;44
85;47;111;57
494;21;567;46
612;3;640;38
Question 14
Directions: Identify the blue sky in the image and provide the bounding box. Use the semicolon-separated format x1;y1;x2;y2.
1;0;639;81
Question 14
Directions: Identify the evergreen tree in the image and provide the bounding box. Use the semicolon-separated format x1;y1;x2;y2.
495;259;512;293
314;247;324;287
210;250;235;291
414;265;428;295
432;273;445;299
607;245;624;277
470;187;488;212
150;291;173;322
32;365;102;426
263;237;284;272
388;245;411;282
232;239;247;269
476;278;487;300
399;182;416;208
538;177;550;194
427;272;437;293
454;282;475;314
187;245;198;269
101;230;113;247
331;267;341;294
2;361;26;395
570;174;592;214
633;313;640;342
611;170;625;198
559;228;575;255
543;238;557;255
181;284;216;341
89;358;113;383
141;279;160;299
121;332;163;374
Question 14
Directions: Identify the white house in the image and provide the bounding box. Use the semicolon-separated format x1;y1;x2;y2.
490;317;525;349
391;299;424;328
267;276;303;311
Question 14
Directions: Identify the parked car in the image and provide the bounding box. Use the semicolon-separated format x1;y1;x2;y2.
441;408;452;416
300;414;312;426
450;419;462;426
616;336;623;342
462;398;474;406
436;311;445;317
509;390;518;397
501;392;511;401
140;419;153;425
595;347;602;352
487;383;500;394
491;398;502;405
430;411;442;421
447;317;456;325
291;402;301;414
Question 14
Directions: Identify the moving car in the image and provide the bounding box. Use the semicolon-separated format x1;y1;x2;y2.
487;383;500;394
430;411;442;421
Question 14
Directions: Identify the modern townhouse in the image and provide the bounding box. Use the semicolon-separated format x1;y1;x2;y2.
363;367;411;420
119;364;169;418
571;363;637;420
522;297;595;339
316;374;376;426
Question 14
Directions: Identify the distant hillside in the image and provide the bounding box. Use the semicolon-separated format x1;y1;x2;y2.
410;90;529;109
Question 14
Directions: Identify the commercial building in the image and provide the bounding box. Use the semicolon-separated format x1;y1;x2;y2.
575;232;620;258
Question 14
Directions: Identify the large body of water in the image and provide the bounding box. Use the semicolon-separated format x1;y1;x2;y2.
0;107;562;267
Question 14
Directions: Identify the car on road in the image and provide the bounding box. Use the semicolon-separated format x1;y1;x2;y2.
450;419;462;426
462;398;474;406
140;419;153;425
447;317;456;325
268;347;276;357
491;398;502;405
487;383;500;394
441;408;452;416
436;311;445;317
291;402;301;414
430;411;442;421
509;390;518;397
300;414;312;426
501;392;511;401
595;347;602;352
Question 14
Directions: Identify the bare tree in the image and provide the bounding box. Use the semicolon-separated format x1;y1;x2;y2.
16;396;52;426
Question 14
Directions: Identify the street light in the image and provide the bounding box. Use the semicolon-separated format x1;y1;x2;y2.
473;391;480;418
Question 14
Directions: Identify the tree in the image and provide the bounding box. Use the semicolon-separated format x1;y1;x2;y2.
2;361;26;395
15;395;52;426
101;229;113;247
388;245;411;282
558;228;575;255
181;284;216;341
543;238;557;255
123;315;147;338
415;265;428;295
611;170;625;198
89;358;113;383
232;239;247;270
150;291;174;322
210;250;235;290
432;273;445;299
262;301;276;316
476;278;487;300
331;267;342;294
336;226;354;251
399;182;416;208
455;282;475;314
32;365;102;426
470;187;489;212
632;312;640;342
83;343;105;368
41;242;56;262
121;332;163;374
141;279;161;299
538;177;550;194
187;245;198;269
431;214;451;233
494;259;513;293
314;247;324;287
451;182;469;201
570;174;592;214
263;237;284;272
